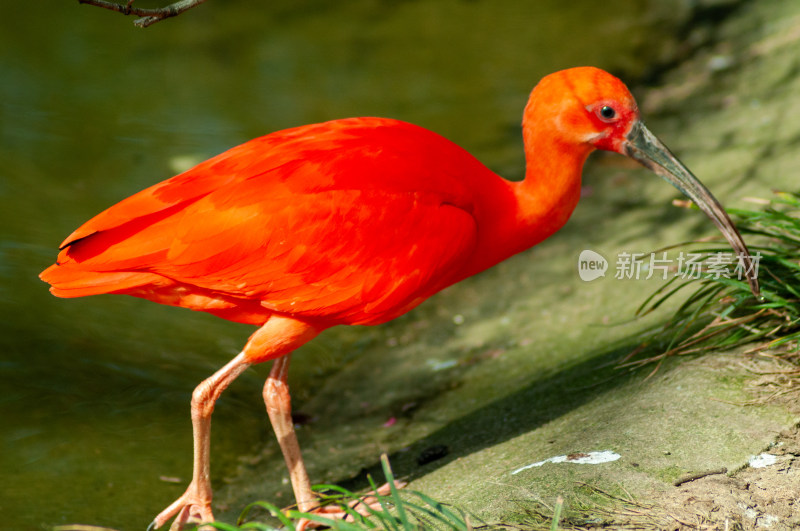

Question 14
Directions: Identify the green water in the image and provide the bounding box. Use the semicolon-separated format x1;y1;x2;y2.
1;1;691;528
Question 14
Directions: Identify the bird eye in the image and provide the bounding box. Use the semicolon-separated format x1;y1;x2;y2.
598;105;616;121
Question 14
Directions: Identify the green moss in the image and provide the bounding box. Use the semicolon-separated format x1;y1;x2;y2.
654;465;686;484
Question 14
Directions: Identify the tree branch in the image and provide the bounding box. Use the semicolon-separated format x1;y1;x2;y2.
78;0;208;28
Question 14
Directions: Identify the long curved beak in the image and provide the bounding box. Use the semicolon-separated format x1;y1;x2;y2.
624;121;761;299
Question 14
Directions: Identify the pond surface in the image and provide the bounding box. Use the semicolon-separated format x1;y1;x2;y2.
1;1;686;528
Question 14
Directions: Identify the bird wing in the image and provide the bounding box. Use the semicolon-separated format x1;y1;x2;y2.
162;183;477;324
50;118;485;325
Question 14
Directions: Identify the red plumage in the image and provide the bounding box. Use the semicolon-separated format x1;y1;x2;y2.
41;117;498;326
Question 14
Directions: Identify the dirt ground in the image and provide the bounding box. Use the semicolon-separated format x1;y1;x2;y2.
659;424;800;530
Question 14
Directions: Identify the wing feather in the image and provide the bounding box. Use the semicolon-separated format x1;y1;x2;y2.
43;118;486;326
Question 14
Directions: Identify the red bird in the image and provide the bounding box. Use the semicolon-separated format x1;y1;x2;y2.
40;67;759;530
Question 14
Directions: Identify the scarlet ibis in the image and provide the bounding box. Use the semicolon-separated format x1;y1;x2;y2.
40;67;760;530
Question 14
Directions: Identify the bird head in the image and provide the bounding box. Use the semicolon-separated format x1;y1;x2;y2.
526;66;761;298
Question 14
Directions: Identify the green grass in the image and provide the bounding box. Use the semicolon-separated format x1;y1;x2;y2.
208;454;489;530
624;191;800;376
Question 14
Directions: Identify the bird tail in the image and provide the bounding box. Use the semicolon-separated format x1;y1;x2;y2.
39;261;161;298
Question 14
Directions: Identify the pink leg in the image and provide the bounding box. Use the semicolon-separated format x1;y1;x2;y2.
152;353;251;530
264;354;317;512
264;355;402;531
152;315;320;530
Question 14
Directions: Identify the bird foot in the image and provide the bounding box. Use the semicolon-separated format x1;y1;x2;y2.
150;485;215;531
295;482;405;530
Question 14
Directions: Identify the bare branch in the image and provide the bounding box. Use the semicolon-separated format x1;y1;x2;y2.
78;0;208;28
673;467;728;487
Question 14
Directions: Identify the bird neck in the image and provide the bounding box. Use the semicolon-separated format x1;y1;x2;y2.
514;126;593;245
456;128;592;281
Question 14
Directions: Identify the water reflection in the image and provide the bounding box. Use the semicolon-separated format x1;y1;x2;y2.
1;0;677;528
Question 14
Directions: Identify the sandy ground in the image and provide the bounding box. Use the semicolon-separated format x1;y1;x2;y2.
659;425;800;530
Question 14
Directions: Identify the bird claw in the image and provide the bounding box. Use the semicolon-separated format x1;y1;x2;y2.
150;487;215;531
294;482;404;531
